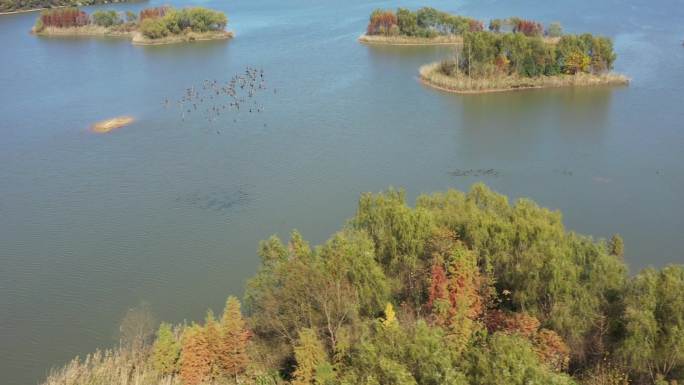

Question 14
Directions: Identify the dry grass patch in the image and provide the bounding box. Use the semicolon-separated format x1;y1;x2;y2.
131;30;234;46
419;62;629;94
358;33;463;46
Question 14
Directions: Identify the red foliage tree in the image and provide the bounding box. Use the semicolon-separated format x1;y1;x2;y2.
367;10;398;36
485;310;569;371
139;6;168;21
468;19;484;32
41;8;89;28
513;19;543;36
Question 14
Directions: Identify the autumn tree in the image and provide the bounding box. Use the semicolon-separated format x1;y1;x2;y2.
367;9;398;36
219;296;251;382
180;324;212;385
426;240;487;354
151;322;181;377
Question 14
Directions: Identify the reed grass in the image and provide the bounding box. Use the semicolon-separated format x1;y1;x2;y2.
419;62;630;94
358;33;463;46
42;348;177;385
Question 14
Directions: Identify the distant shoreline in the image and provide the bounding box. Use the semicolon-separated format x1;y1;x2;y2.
1;8;49;15
419;62;630;94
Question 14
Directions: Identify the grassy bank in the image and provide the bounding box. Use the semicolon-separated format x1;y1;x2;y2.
358;33;463;46
131;30;233;45
359;33;559;47
419;62;629;94
35;25;133;37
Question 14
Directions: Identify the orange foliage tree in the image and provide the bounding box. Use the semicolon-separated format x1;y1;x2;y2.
367;10;398;36
180;324;212;385
513;19;544;36
426;229;488;352
485;310;570;371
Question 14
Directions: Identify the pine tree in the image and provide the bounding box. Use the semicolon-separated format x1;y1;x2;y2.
180;324;212;385
204;310;222;381
292;328;331;385
151;322;181;377
219;296;250;383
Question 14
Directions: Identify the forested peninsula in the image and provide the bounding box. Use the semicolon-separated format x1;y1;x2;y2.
42;184;684;385
32;6;232;45
0;0;135;14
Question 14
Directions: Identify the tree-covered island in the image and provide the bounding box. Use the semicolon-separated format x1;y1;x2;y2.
358;8;628;93
40;184;684;385
32;6;232;45
419;31;628;93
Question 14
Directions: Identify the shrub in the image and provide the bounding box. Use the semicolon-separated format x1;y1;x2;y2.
139;17;169;39
547;22;563;37
91;10;121;27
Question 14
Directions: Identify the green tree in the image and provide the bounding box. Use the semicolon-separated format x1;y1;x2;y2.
547;22;563;37
353;188;434;308
292;328;333;385
91;10;120;27
466;333;577;385
219;296;250;382
618;266;684;383
151;322;181;376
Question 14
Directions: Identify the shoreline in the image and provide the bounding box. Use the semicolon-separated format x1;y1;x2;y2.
419;62;630;94
33;26;233;45
358;34;559;47
358;33;463;46
1;8;51;15
131;30;234;45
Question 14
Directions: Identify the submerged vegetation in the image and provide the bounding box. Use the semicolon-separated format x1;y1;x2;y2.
32;6;232;45
42;184;684;385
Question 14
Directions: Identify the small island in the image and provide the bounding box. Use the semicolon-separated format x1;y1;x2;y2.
358;7;479;45
32;6;233;46
417;20;628;93
90;116;134;133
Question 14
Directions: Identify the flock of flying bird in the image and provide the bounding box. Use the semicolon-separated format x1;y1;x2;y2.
163;66;274;133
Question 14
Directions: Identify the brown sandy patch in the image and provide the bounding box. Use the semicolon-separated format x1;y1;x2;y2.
90;116;134;133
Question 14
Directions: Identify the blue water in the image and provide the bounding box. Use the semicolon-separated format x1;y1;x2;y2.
1;0;683;383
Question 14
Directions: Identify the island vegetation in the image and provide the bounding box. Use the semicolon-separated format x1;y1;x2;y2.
420;30;628;93
32;5;232;45
359;9;562;46
359;7;482;45
41;184;684;385
0;0;138;14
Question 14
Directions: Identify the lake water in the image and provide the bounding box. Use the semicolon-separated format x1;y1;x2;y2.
1;0;683;383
